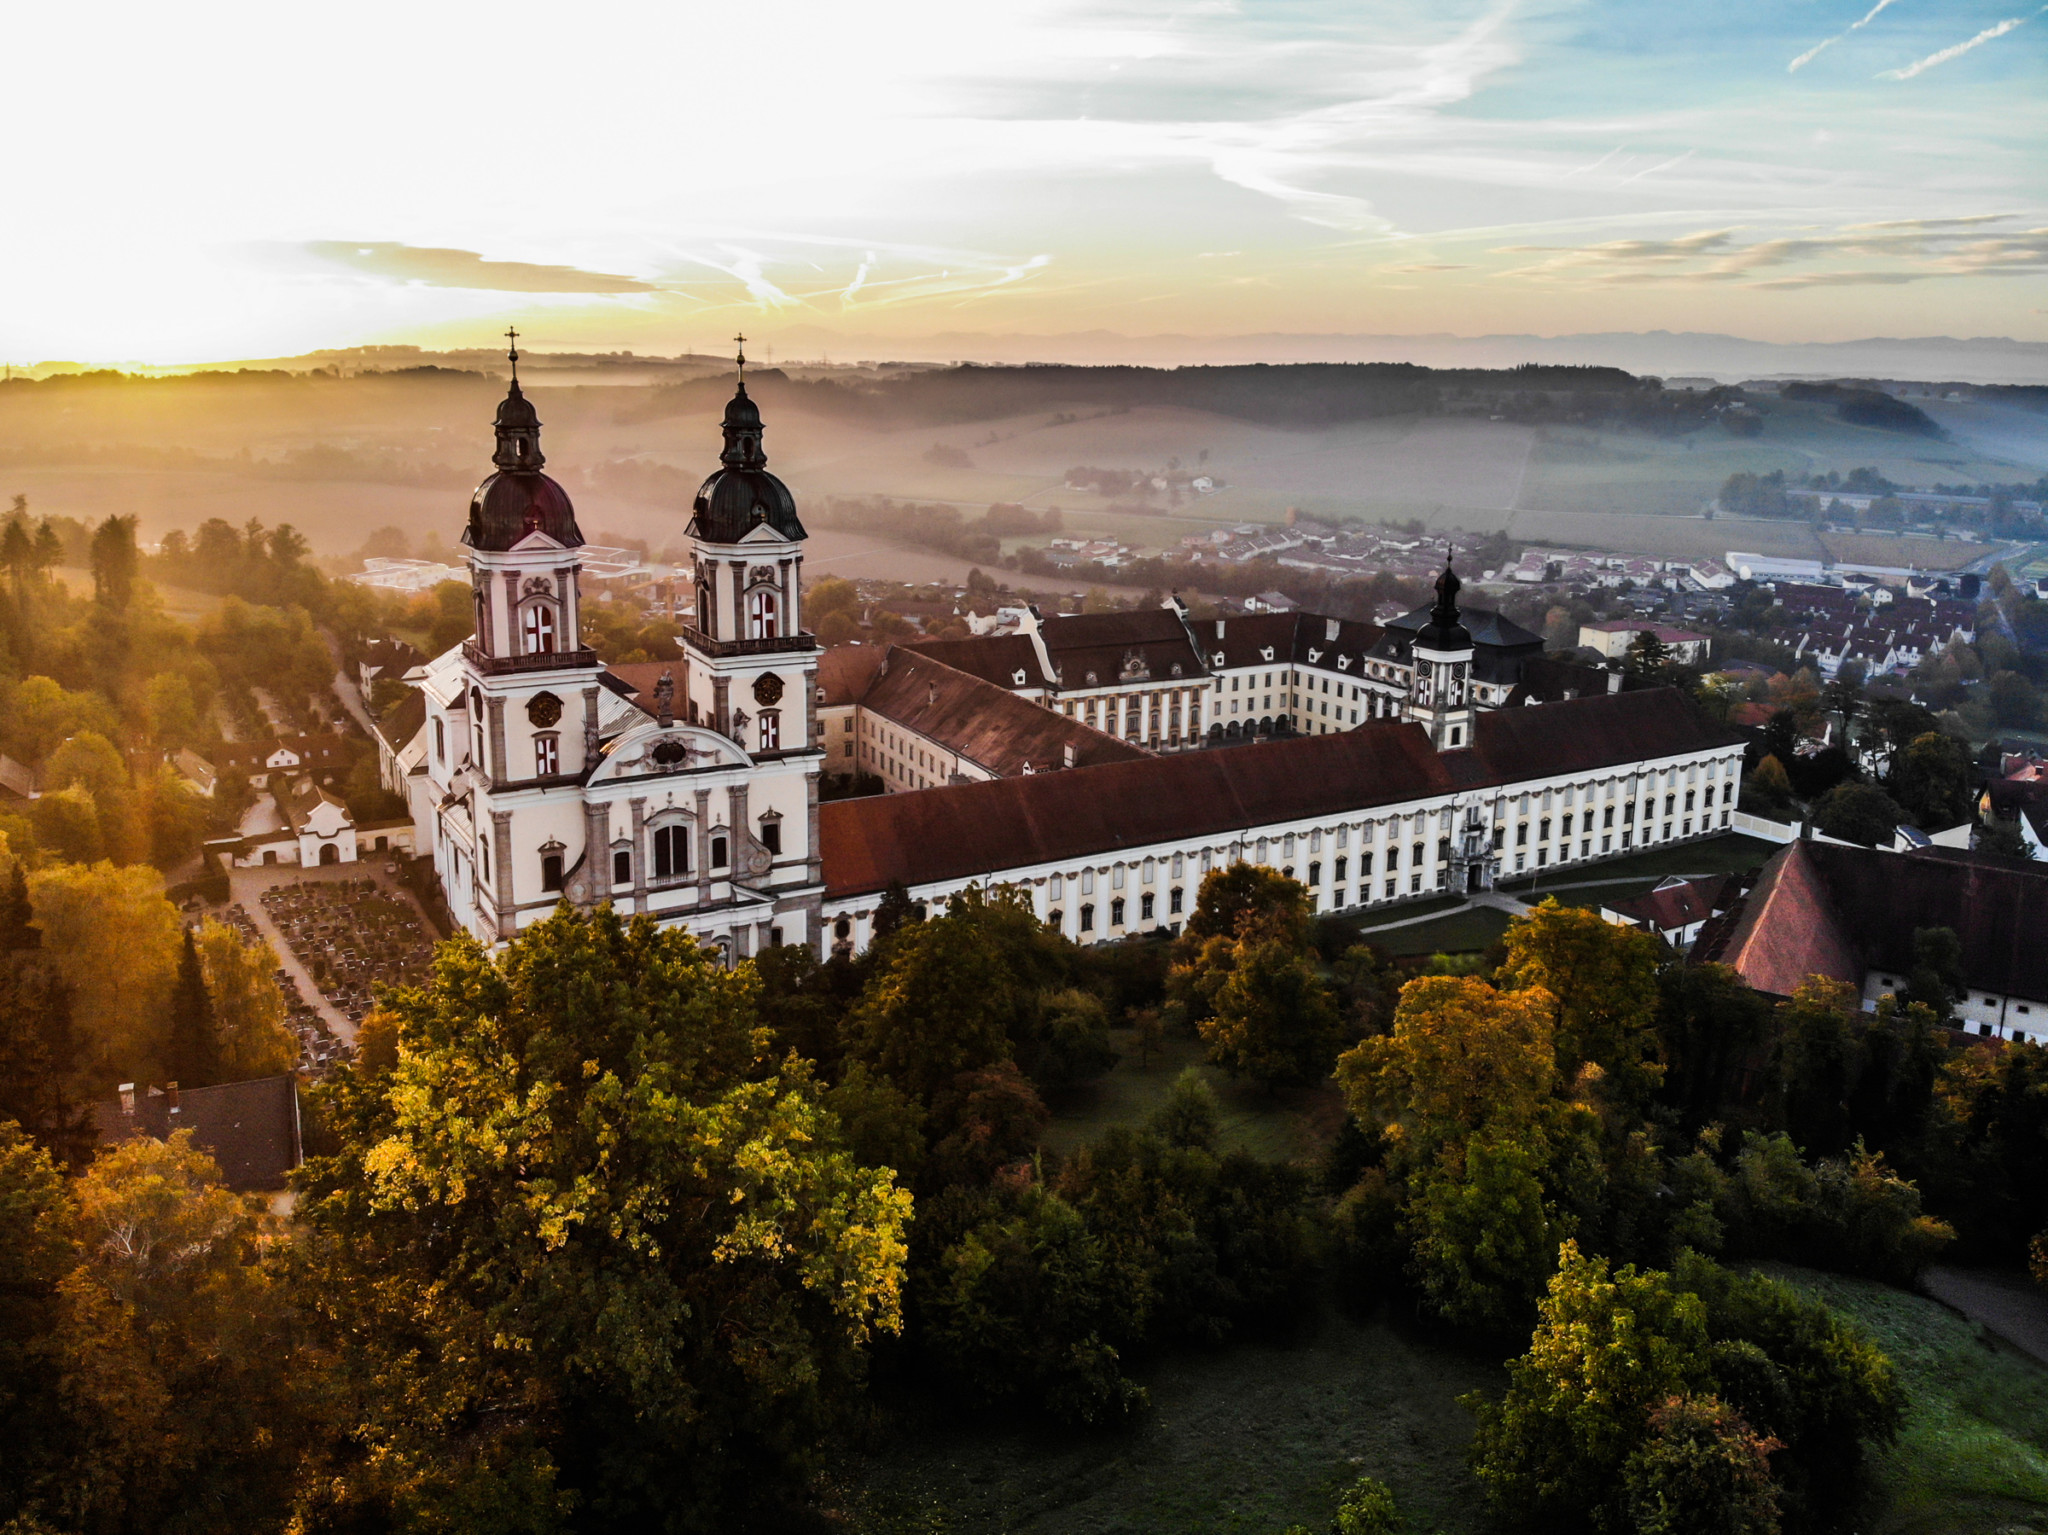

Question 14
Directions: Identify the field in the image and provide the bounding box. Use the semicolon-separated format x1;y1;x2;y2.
1765;1267;2048;1535
837;1310;1505;1535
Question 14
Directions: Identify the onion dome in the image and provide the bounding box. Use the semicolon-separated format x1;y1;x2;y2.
1415;561;1472;651
464;379;583;551
686;382;807;544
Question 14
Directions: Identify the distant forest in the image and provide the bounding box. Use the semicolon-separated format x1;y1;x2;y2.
625;360;1731;433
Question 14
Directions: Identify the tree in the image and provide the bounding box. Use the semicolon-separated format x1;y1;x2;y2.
1189;909;1344;1088
1978;818;2034;860
1499;900;1664;1105
88;514;139;612
0;1124;78;1529
1744;755;1793;814
1813;782;1903;847
163;928;221;1089
1889;731;1973;828
0;951;93;1167
51;1132;299;1533
1467;1244;1898;1534
1622;1396;1782;1535
916;1184;1148;1426
1408;1129;1576;1331
1178;863;1310;948
1339;975;1557;1159
1657;962;1773;1131
1333;1475;1404;1535
194;918;295;1079
300;907;911;1528
847;884;1070;1099
1624;629;1674;682
1774;979;1859;1157
28;861;183;1084
1152;1066;1221;1151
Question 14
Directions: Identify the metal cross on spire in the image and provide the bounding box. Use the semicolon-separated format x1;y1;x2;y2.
734;332;747;385
505;326;521;382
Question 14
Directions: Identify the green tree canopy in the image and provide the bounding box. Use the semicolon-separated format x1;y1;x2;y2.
300;907;911;1530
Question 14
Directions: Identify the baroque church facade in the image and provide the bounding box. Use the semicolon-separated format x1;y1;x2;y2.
391;365;1744;959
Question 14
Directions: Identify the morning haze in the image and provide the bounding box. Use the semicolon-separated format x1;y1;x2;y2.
3;2;2048;1534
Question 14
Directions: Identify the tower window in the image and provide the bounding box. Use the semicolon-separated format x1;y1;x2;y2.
749;590;779;639
434;718;445;763
534;734;559;777
523;603;557;654
758;710;780;752
541;853;563;892
711;833;729;869
652;825;689;879
760;818;782;855
613;849;631;886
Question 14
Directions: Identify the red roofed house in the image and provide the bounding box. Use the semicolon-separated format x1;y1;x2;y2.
1699;839;2048;1042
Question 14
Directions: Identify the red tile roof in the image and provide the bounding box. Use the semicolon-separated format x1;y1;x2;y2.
1606;874;1733;935
819;687;1737;899
858;650;1149;779
1710;839;2048;1001
1708;840;1861;997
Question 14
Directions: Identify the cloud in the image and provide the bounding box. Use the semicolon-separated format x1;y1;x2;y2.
280;242;655;293
1383;262;1472;272
1788;0;1901;73
1877;6;2046;79
1489;215;2048;288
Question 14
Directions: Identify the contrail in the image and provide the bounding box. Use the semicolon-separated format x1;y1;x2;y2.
1789;0;1901;72
1878;5;2046;78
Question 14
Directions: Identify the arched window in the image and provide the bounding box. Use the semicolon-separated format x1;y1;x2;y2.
651;824;689;880
758;710;780;752
1079;903;1095;932
523;603;557;654
749;589;779;639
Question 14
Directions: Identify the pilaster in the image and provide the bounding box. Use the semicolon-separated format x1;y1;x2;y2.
487;697;508;787
490;809;516;940
629;797;648;915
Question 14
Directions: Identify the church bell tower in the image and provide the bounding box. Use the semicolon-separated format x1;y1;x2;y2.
675;339;818;761
1405;561;1477;752
457;333;604;934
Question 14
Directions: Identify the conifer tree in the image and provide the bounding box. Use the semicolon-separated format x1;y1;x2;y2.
0;953;93;1167
164;927;221;1089
0;862;39;950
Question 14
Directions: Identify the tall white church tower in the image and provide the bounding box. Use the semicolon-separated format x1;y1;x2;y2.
1404;562;1477;752
414;337;827;958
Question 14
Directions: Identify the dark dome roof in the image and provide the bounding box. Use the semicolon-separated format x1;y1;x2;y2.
685;381;807;543
494;381;540;431
689;466;805;543
465;470;584;551
1415;563;1472;651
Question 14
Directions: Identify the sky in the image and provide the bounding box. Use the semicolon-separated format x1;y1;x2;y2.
9;0;2046;364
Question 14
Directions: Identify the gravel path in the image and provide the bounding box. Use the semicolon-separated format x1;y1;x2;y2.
1920;1265;2048;1367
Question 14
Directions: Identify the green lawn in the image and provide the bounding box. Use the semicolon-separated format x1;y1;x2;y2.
1375;907;1513;958
835;1310;1506;1535
1042;1028;1343;1165
1761;1266;2048;1535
